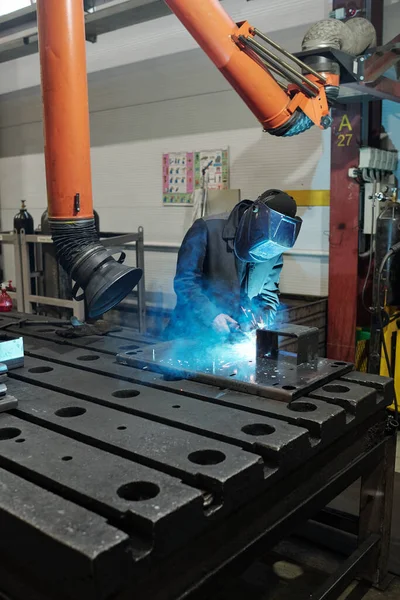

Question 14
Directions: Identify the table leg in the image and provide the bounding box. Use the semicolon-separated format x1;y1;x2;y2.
358;431;396;587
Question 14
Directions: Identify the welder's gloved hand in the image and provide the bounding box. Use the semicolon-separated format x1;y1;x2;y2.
239;318;253;333
212;314;240;336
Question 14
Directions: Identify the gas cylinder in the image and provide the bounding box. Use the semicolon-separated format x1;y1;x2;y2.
13;200;34;234
0;288;13;312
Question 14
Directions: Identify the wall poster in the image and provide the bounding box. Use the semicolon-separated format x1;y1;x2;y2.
163;148;229;206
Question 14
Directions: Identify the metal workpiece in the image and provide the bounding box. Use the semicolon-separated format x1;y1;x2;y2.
0;337;24;369
116;339;353;401
0;467;132;600
0;395;18;413
7;379;265;509
256;324;319;365
308;380;380;419
0;413;208;556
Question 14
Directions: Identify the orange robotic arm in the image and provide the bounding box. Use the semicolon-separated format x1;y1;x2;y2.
165;0;337;137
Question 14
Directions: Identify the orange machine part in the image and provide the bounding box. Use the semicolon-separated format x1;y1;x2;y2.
37;0;93;220
165;0;295;132
310;73;340;88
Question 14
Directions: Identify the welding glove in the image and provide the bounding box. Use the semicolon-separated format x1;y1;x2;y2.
212;314;240;336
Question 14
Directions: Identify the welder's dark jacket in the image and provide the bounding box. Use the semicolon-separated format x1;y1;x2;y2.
165;201;283;340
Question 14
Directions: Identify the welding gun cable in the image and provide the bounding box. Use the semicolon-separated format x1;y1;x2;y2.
361;196;376;314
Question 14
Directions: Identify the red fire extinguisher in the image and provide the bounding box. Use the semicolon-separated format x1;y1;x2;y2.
0;287;13;312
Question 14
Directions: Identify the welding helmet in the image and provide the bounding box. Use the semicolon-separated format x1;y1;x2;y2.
234;190;302;263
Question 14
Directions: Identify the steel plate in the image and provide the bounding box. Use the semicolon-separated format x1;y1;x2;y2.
116;339;354;401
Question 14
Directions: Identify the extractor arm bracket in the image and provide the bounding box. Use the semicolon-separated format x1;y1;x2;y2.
295;34;400;103
164;0;333;137
233;21;333;131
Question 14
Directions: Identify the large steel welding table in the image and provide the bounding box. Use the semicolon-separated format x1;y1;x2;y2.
0;312;396;600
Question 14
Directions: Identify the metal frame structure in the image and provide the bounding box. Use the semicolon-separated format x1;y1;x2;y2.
0;313;395;600
135;426;395;600
295;35;400;104
326;0;396;363
0;418;395;600
19;228;146;330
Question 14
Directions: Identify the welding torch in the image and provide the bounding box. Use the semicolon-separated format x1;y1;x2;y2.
226;307;260;344
240;306;260;331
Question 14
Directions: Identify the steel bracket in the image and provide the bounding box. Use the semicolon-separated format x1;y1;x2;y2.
256;324;319;365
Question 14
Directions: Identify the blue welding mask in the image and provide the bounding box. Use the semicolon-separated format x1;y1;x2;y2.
234;191;302;263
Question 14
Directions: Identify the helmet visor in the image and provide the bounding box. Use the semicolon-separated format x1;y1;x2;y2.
234;202;302;263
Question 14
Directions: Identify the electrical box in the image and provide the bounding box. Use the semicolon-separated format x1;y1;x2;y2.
359;147;398;172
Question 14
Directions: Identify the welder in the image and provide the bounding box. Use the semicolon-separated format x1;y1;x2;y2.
165;190;302;341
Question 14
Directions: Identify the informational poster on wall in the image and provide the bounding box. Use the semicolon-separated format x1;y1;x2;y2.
162;148;229;206
162;152;194;205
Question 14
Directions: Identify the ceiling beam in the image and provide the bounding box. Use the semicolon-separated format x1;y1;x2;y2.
0;0;173;63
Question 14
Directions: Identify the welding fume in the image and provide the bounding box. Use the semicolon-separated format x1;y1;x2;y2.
165;190;302;348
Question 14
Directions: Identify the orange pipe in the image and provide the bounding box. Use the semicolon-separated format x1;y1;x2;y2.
165;0;294;131
37;0;93;220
